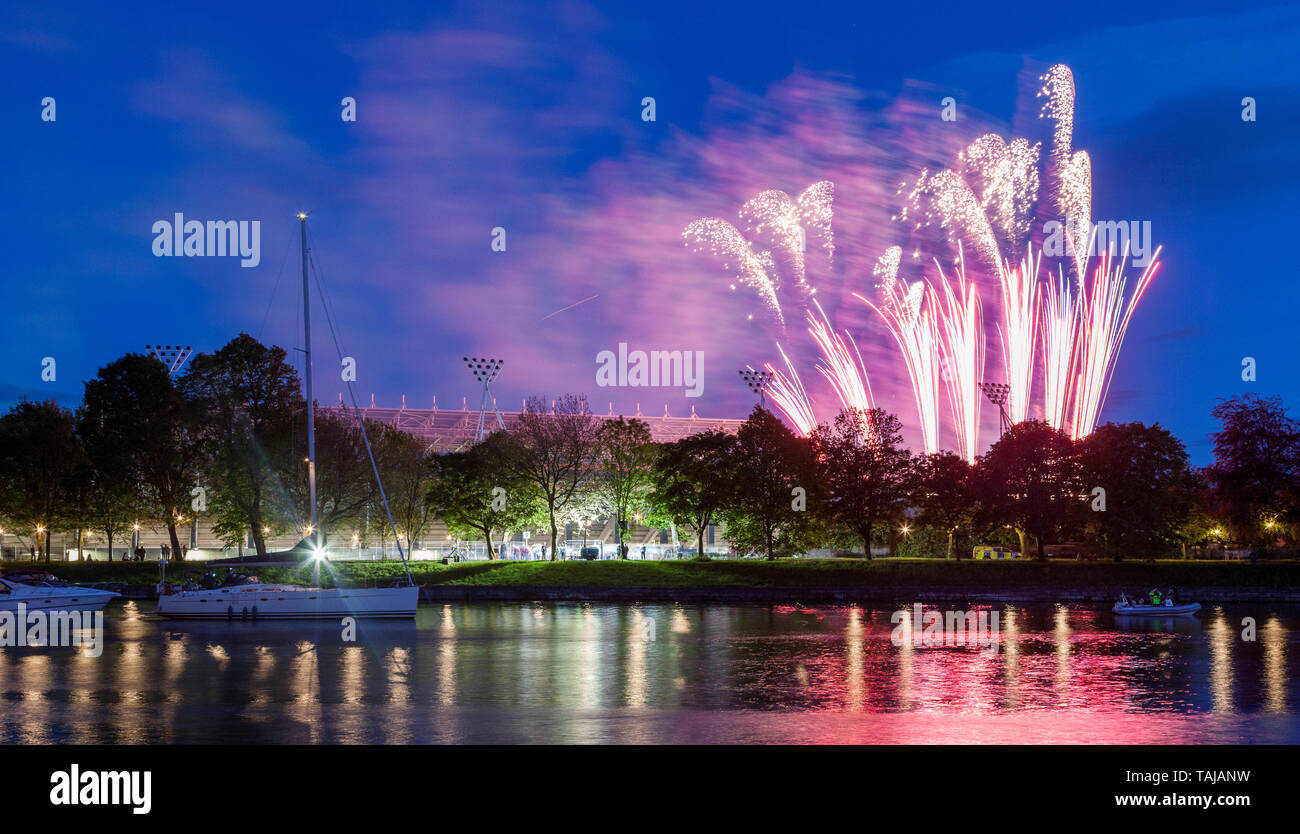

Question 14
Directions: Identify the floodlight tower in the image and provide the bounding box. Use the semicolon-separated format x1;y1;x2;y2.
980;381;1013;439
464;357;506;443
145;345;193;376
738;368;774;408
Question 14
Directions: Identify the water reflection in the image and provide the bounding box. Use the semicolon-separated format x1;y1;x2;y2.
0;601;1296;744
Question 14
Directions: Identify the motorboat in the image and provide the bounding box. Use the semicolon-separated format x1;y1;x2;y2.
156;568;417;620
0;571;120;613
1112;599;1201;617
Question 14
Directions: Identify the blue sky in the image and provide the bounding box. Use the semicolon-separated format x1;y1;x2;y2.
2;0;1297;462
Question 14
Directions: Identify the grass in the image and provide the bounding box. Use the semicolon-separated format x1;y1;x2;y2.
8;556;1300;589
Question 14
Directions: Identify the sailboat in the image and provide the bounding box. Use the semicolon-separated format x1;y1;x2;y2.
157;213;418;620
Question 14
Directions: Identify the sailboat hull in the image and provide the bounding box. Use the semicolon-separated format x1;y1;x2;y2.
156;584;418;619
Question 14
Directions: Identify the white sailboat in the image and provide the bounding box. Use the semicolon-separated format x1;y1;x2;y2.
157;213;418;620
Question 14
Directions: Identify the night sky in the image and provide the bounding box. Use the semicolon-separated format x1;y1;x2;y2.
3;0;1297;462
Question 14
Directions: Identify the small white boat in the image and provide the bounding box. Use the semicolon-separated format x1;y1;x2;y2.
1113;600;1201;617
0;571;120;613
156;574;417;620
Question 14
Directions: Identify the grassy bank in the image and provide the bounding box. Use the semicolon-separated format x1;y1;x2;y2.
14;557;1300;589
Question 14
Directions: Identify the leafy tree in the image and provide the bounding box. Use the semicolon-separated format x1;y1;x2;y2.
911;451;974;559
297;411;383;546
428;431;542;558
591;417;656;558
179;334;302;556
721;406;819;559
810;408;912;559
1205;394;1300;551
374;423;436;553
506;394;598;560
974;420;1081;559
1078;421;1196;561
0;400;83;562
650;429;735;561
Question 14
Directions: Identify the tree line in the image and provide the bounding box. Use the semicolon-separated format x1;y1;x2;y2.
1;333;1296;563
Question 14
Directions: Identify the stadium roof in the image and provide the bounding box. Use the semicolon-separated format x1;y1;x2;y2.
318;397;746;451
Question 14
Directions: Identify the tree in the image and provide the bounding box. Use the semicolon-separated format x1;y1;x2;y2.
299;411;382;546
0;400;83;562
911;451;974;559
179;334;302;556
651;429;735;561
506;394;598;560
810;408;912;559
428;432;542;558
374;424;435;554
591;417;656;558
1205;394;1300;551
1078;422;1196;561
79;353;196;560
974;420;1081;559
721;406;819;559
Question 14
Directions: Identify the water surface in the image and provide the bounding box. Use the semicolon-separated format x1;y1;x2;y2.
1;601;1296;743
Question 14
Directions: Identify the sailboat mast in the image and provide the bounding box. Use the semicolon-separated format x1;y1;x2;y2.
299;213;318;553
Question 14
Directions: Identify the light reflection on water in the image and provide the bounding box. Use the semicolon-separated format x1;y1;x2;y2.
0;601;1296;744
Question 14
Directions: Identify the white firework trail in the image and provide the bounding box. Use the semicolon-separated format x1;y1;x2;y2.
760;347;819;437
683;217;784;326
740;190;811;300
932;247;985;464
807;299;874;425
996;245;1042;424
856;264;941;455
1040;262;1080;433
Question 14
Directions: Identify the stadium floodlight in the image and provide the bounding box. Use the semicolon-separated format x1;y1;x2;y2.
980;381;1013;438
738;368;774;407
463;356;506;443
145;344;194;376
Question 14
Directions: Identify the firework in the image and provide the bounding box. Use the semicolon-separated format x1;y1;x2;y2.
932;247;985;463
807;300;874;427
908;168;1001;270
1069;248;1162;438
996;245;1042;423
856;265;941;455
1039;64;1092;281
761;347;819;436
1040;262;1079;433
959;135;1041;258
739;190;809;298
683;217;784;325
796;180;835;265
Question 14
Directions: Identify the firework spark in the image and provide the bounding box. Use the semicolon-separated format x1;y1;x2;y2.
807;300;874;426
996;245;1042;423
683;217;784;325
1039;64;1092;281
740;190;810;299
856;265;941;454
908;168;1001;270
959;134;1041;258
761;347;819;436
1040;262;1079;433
796;180;835;265
932;248;985;463
1069;247;1162;439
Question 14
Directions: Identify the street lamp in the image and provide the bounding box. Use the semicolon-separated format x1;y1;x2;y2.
979;382;1012;438
463;356;506;443
739;367;774;407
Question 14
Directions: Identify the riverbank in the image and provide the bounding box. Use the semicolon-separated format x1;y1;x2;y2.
18;557;1300;602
